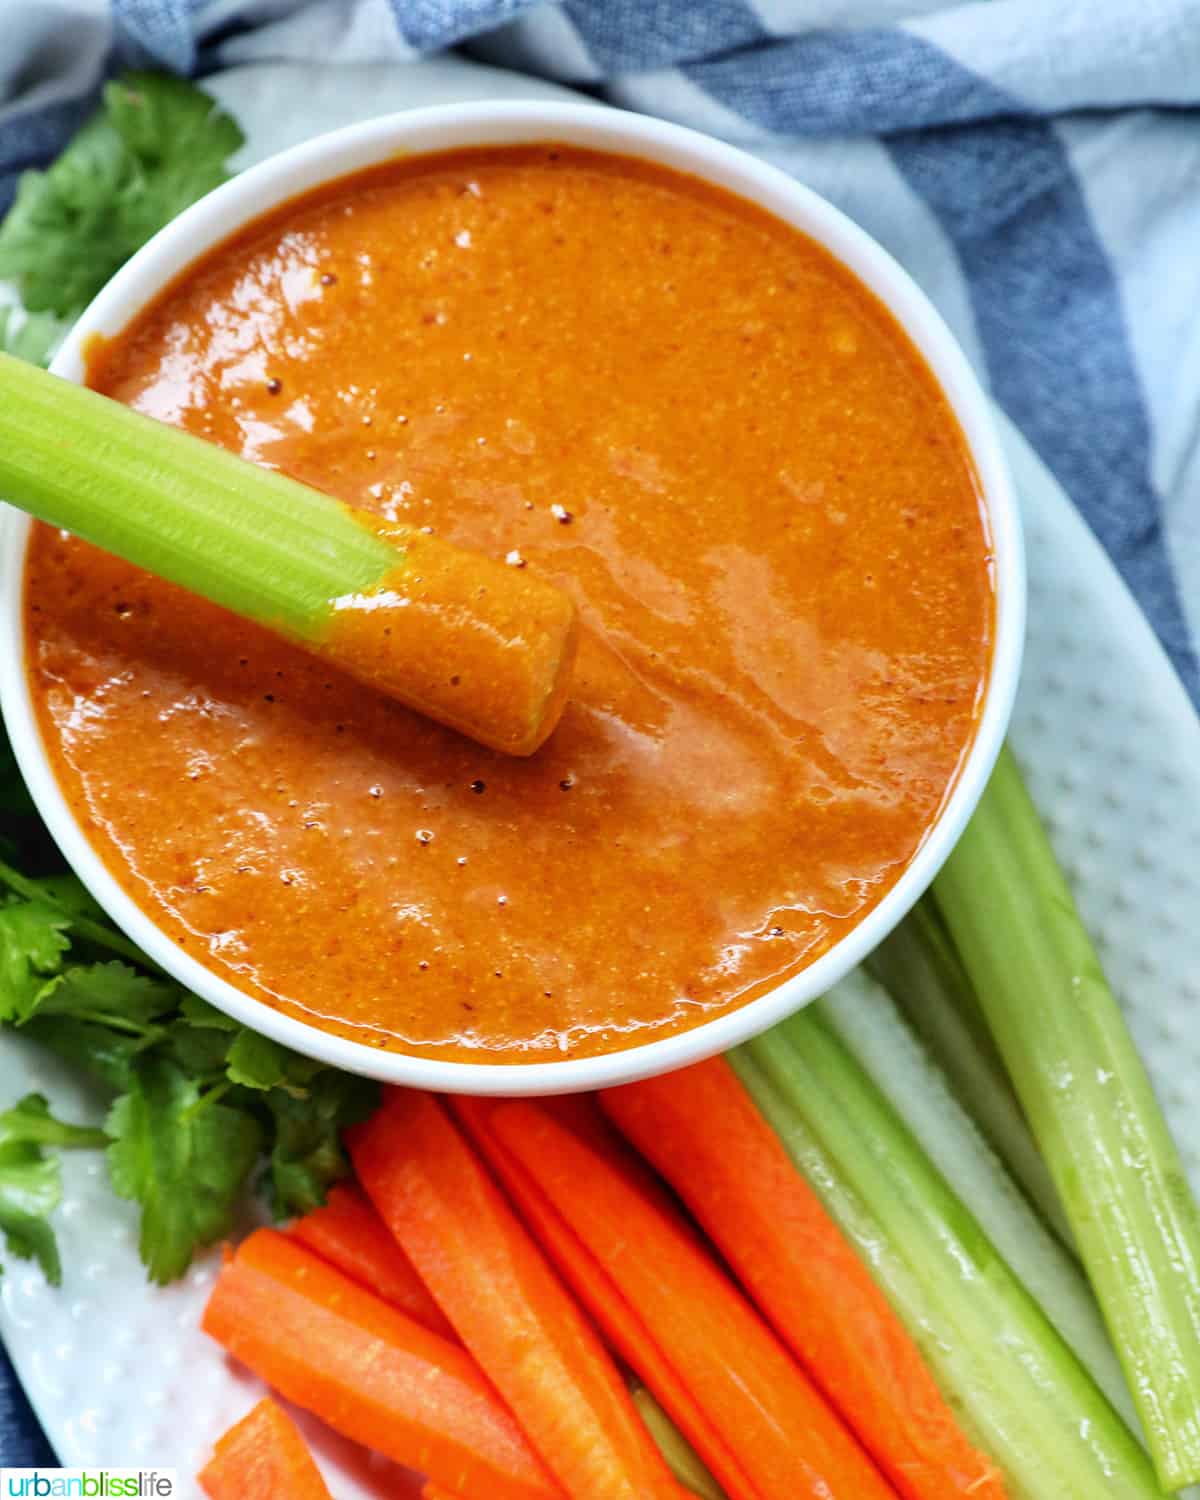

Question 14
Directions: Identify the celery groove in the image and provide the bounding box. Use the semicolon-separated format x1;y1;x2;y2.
933;745;1200;1491
868;902;1075;1250
734;1016;1165;1500
817;969;1136;1430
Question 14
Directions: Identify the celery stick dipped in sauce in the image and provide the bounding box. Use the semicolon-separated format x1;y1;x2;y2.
0;351;579;756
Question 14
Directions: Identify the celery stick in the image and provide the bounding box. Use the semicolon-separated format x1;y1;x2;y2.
933;744;1200;1490
868;902;1075;1251
630;1384;724;1500
818;968;1137;1430
0;352;395;639
735;1017;1165;1500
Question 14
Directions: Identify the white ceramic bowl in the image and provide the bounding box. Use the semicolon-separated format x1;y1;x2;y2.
0;100;1025;1095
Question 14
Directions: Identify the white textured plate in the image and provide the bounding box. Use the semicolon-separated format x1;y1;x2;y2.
1;61;1198;1498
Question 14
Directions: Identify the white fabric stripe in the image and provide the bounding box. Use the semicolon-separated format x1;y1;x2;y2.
906;0;1200;113
1057;110;1200;656
749;0;948;33
215;0;416;65
0;0;110;123
206;54;574;169
607;68;773;141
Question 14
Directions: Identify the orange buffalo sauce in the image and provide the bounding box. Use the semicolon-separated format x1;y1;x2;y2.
24;146;993;1061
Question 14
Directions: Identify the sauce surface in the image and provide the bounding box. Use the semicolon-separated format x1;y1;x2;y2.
25;146;993;1061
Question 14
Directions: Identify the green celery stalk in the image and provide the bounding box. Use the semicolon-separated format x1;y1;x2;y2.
933;744;1200;1490
868;903;1075;1251
0;352;396;640
630;1384;724;1500
817;968;1136;1429
735;1014;1165;1500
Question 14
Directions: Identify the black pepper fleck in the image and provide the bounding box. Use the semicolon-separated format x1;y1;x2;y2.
266;377;282;395
470;779;486;794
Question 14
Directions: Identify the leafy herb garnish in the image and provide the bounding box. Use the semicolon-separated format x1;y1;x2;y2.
0;72;243;325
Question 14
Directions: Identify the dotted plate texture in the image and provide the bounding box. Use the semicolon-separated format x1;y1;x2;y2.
2;62;1199;1499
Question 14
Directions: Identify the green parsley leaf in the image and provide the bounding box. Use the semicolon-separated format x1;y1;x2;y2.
0;1093;106;1152
0;72;244;320
0;1095;106;1285
263;1071;378;1218
0;1143;63;1285
0;859;152;970
178;993;238;1030
227;1030;324;1097
20;1016;150;1092
0;902;72;1021
0;306;68;367
27;960;176;1033
106;1058;262;1284
159;1021;232;1078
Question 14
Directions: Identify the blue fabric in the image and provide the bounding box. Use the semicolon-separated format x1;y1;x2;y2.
1;0;1199;1461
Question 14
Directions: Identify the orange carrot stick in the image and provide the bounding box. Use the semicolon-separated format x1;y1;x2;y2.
602;1061;1009;1500
453;1096;759;1500
348;1090;680;1500
201;1228;560;1500
198;1398;332;1500
490;1099;898;1500
289;1180;455;1339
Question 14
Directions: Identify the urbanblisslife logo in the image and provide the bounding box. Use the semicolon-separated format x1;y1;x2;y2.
1;1473;176;1497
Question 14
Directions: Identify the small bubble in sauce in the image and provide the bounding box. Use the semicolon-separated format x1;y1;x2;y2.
369;785;383;799
416;829;435;846
505;550;526;569
362;414;372;426
265;377;282;395
470;780;486;795
551;504;573;524
456;856;468;867
418;960;430;971
559;775;575;791
320;271;337;286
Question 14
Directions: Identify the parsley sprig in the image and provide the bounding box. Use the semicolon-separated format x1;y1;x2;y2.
0;72;244;358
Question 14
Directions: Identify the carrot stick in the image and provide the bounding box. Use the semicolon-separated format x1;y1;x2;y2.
201;1228;560;1500
198;1398;332;1500
289;1180;455;1340
603;1060;1009;1500
348;1090;680;1500
453;1096;758;1500
489;1099;898;1500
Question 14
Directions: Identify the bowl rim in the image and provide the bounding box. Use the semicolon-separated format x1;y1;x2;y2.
0;98;1026;1095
